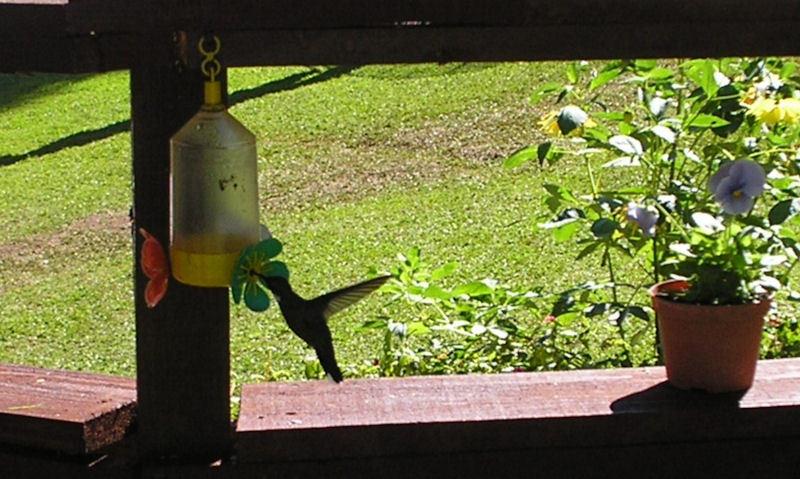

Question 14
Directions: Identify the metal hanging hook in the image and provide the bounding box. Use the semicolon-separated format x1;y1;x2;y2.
199;35;222;82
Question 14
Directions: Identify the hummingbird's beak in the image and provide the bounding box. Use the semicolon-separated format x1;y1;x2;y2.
251;270;280;290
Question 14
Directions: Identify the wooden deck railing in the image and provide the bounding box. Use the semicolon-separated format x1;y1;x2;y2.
2;0;800;475
2;359;800;476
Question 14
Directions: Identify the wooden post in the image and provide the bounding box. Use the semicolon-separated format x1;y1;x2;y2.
131;32;231;461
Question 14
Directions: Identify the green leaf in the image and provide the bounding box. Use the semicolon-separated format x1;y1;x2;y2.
592;112;626;121
688;114;730;129
685;60;719;97
423;284;453;300
488;326;509;339
626;306;651;322
771;177;800;191
613;186;649;195
530;82;563;104
556;312;579;326
453;281;495;297
356;319;388;331
769;198;800;225
590;68;621;90
760;255;787;267
543;184;578;202
590;218;618;239
552;220;580;242
540;211;581;230
406;322;431;336
504;145;538;168
649;125;676;144
575;241;601;260
537;141;553;164
669;243;695;257
566;63;579;83
432;262;459;280
603;157;641;168
692;212;724;233
646;67;675;81
780;61;797;79
471;323;487;335
634;59;658;71
581;126;611;143
609;135;643;156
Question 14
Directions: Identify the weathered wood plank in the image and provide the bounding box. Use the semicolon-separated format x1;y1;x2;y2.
5;22;800;73
0;364;136;455
2;0;800;72
63;0;525;32
48;0;800;33
216;22;800;67
237;359;800;463
233;438;800;478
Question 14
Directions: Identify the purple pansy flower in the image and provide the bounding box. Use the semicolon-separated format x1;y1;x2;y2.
626;202;659;238
707;159;766;215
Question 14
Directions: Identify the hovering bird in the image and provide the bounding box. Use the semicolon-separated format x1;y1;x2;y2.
255;273;390;382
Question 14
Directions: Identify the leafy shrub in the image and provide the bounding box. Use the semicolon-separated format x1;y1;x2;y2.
360;248;654;377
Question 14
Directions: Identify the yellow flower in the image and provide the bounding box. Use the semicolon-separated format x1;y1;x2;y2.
747;97;800;126
779;98;800;124
748;97;782;126
538;110;562;136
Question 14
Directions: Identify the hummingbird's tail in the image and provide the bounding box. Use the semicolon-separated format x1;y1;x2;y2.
315;342;344;383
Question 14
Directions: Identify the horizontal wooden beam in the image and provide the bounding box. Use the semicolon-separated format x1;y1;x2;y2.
237;359;800;474
39;0;800;33
0;364;136;455
214;22;800;67
2;0;800;72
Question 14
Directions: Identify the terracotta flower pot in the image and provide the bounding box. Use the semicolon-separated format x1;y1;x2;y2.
650;279;771;393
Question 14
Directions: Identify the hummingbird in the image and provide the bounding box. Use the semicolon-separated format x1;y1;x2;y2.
255;273;390;382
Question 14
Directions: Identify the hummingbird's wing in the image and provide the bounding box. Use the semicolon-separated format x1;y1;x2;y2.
313;275;390;320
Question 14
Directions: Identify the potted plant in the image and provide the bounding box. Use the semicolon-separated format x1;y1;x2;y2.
650;159;792;392
507;58;800;389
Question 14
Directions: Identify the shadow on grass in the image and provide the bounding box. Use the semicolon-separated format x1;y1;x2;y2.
0;120;130;166
0;66;356;168
0;73;94;110
229;65;357;107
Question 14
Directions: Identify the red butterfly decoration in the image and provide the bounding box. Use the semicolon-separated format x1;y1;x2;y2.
139;228;169;308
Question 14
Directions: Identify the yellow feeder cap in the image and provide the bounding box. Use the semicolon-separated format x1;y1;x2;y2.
204;80;222;107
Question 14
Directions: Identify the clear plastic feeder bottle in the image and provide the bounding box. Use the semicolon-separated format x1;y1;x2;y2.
170;81;260;287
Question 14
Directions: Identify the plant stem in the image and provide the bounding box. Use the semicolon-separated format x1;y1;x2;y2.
604;245;619;304
585;156;598;199
650;220;663;364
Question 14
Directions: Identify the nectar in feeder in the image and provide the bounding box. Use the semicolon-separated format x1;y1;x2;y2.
170;79;260;287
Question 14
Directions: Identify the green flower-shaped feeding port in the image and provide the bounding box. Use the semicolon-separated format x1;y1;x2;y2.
230;238;289;311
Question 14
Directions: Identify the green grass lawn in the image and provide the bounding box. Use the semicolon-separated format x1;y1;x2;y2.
2;62;792;387
0;63;579;381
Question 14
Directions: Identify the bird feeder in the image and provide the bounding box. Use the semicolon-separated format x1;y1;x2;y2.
170;36;260;287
